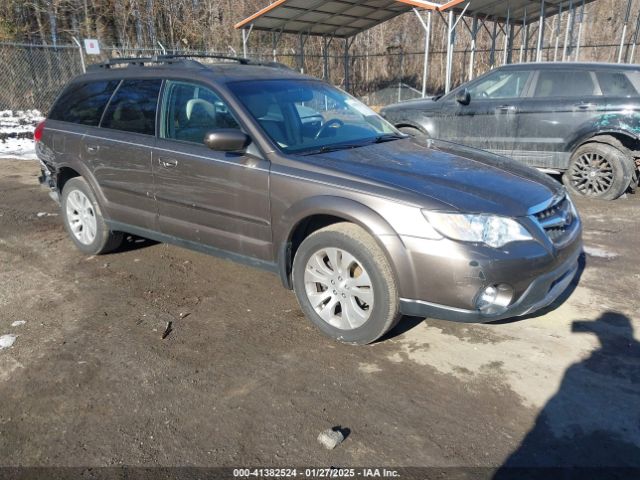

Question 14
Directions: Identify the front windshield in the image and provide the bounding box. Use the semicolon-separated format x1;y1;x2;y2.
228;79;401;154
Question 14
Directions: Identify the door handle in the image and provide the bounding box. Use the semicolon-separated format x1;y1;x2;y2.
86;145;99;154
496;105;517;113
575;103;596;110
159;158;178;168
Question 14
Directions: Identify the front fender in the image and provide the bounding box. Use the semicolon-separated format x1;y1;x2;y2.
275;196;414;294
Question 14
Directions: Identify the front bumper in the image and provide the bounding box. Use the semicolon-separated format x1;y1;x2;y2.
399;243;582;323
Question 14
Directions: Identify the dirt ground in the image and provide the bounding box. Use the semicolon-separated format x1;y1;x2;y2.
0;159;639;474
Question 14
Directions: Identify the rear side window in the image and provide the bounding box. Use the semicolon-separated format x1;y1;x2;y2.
534;71;595;98
101;79;162;135
596;71;637;96
49;80;119;125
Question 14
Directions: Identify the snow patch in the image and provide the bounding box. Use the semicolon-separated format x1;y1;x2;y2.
584;246;618;259
0;334;17;349
0;109;44;160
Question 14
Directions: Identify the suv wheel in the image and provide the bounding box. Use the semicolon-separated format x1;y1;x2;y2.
292;223;401;345
563;143;633;200
61;177;123;255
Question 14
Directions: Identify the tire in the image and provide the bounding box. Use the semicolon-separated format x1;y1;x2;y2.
399;126;428;139
562;142;633;200
292;222;401;345
61;177;123;255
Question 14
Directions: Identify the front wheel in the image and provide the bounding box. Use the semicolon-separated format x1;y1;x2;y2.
61;177;123;255
292;223;401;345
562;143;633;200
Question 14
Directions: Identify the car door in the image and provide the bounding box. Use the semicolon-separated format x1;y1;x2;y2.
87;78;162;230
153;80;272;261
513;69;600;169
436;69;532;158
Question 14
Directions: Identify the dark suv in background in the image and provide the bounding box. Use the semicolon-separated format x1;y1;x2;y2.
381;63;640;200
36;56;582;344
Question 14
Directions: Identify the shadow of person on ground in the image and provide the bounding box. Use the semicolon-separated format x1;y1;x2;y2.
494;311;640;479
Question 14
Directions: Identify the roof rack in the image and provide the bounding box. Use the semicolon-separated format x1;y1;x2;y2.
155;53;250;64
86;54;293;72
87;57;154;70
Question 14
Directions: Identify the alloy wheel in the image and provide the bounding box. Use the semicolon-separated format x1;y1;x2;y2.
569;152;614;196
303;247;374;330
66;190;97;245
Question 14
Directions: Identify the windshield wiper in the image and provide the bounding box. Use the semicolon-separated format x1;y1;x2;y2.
374;133;407;143
301;141;372;155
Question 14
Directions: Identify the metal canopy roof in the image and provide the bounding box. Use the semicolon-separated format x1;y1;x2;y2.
234;0;431;38
235;0;600;36
444;0;599;25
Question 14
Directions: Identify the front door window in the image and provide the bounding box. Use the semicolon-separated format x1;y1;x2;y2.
160;80;241;145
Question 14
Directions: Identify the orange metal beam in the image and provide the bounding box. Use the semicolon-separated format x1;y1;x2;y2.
235;0;289;30
234;0;469;31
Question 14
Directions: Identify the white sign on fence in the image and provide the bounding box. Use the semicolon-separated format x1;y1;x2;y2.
83;39;100;55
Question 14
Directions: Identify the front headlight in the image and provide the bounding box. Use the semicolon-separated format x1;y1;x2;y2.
423;211;533;248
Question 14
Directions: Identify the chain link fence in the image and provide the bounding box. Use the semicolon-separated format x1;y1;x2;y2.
0;40;637;115
0;43;84;113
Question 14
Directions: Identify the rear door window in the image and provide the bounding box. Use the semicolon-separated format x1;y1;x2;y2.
596;71;638;96
101;79;163;135
48;80;119;125
533;71;596;98
160;80;240;144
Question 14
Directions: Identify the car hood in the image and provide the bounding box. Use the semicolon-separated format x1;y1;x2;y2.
298;138;564;217
381;97;440;114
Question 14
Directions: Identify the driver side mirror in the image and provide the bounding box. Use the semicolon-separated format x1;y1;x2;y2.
455;88;471;105
204;129;250;152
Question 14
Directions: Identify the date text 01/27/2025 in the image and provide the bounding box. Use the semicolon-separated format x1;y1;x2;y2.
232;468;401;478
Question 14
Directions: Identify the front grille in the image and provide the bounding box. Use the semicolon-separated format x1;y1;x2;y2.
534;196;576;244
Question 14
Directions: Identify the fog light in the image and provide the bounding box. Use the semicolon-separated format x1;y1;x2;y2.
476;284;514;315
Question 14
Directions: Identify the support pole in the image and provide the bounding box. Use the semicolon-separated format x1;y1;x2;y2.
272;32;277;63
71;36;85;73
323;36;329;80
618;0;633;63
536;0;545;61
344;37;350;93
469;14;478;81
630;10;640;64
241;25;253;59
503;5;511;66
520;9;527;63
490;18;498;68
554;3;562;61
414;8;432;98
445;10;454;93
298;33;304;73
575;0;586;61
562;0;573;62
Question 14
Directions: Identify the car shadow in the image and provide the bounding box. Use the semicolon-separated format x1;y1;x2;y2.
376;316;426;343
493;311;640;478
109;234;159;254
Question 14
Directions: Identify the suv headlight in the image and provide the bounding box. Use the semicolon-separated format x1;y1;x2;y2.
423;211;533;248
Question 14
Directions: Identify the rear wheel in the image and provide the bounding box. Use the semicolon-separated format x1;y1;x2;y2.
292;223;400;345
563;142;633;200
61;177;123;255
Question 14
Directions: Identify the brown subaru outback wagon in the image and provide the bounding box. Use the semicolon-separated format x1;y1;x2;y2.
36;56;583;344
